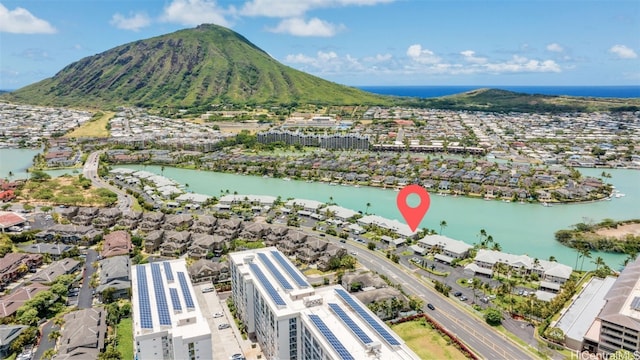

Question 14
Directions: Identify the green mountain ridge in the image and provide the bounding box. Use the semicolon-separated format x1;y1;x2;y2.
3;24;389;109
2;24;638;113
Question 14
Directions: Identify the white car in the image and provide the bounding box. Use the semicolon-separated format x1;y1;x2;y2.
213;312;224;318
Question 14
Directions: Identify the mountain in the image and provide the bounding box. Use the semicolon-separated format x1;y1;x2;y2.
3;24;390;109
402;88;640;113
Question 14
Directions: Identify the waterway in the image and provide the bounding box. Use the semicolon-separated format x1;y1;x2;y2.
2;148;638;270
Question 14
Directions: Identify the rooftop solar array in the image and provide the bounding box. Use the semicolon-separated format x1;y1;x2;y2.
163;261;174;281
271;250;309;287
308;314;355;360
136;266;153;329
335;288;401;346
328;303;373;345
151;263;172;326
631;296;640;311
177;272;195;309
169;288;182;311
258;253;293;290
249;263;286;306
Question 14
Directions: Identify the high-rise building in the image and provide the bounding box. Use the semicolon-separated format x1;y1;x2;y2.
132;259;212;360
229;247;420;360
583;256;640;355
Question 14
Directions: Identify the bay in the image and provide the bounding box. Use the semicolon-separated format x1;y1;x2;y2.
2;149;638;271
121;164;639;270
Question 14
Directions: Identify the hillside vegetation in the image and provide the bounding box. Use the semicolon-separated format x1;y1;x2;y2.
4;24;390;109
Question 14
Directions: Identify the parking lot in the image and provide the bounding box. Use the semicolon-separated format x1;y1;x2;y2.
193;284;260;360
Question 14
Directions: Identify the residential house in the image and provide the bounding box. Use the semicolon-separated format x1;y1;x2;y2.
192;215;217;234
188;259;230;284
100;230;132;258
30;258;81;283
73;207;100;226
55;307;107;360
120;211;142;229
417;235;473;263
0;253;43;287
264;226;288;246
93;208;122;228
0;283;50;317
240;222;268;240
96;256;131;301
216;218;242;238
18;243;75;260
35;224;102;245
188;234;226;259
0;325;28;358
0;212;27;231
159;231;191;257
163;213;193;231
143;230;164;253
139;212;165;231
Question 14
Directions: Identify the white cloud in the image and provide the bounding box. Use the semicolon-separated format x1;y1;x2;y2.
110;12;151;31
460;50;487;64
0;3;56;34
609;44;637;59
546;43;564;52
267;17;344;37
16;48;51;61
241;0;394;18
160;0;232;27
284;47;562;78
406;44;441;64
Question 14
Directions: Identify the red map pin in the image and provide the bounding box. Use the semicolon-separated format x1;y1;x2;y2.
396;184;431;232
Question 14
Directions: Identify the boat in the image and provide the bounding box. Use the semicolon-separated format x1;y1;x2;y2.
542;202;553;207
329;182;338;186
283;177;291;181
354;184;361;188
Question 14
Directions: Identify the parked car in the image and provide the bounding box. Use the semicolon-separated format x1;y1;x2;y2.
213;312;224;318
459;295;468;301
427;303;435;310
218;323;231;330
230;354;245;360
453;291;462;297
202;287;214;293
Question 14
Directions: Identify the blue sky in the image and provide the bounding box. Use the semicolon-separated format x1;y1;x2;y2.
1;0;639;90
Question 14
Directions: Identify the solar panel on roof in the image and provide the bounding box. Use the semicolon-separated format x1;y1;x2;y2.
169;288;182;311
151;263;172;326
631;296;640;311
163;261;174;281
258;252;293;290
335;288;401;346
249;263;286;306
328;303;373;345
136;265;153;329
308;314;355;360
177;272;195;309
271;250;309;287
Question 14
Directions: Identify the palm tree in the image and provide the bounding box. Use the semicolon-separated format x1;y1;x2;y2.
365;202;371;215
439;220;447;235
548;255;557;262
592;256;605;271
491;242;502;251
477;228;487;246
48;330;61;342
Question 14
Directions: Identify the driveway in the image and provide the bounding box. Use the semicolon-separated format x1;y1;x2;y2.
33;320;57;360
77;249;98;309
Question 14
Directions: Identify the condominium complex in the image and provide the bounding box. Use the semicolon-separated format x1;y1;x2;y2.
583;257;640;356
257;130;370;150
229;247;420;360
132;259;212;360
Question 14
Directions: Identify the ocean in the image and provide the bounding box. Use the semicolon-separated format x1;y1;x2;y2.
356;85;640;99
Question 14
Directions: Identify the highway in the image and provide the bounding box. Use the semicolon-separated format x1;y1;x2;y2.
83;151;133;211
338;239;536;360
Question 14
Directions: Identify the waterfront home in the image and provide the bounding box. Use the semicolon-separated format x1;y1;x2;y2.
358;214;419;239
468;249;572;286
417;235;473;263
324;205;359;221
285;198;324;212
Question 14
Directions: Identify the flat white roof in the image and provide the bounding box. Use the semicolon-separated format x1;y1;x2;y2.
131;259;210;339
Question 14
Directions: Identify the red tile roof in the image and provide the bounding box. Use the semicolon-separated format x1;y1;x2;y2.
0;212;27;229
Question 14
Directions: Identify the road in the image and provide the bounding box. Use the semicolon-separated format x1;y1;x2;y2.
33;320;57;360
78;249;98;309
337;239;535;360
83;151;133;211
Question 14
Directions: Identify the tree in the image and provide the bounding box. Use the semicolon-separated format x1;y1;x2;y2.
484;308;502;325
41;348;56;360
439;220;447;235
365;202;371;214
592;256;606;271
48;330;61;343
102;287;117;304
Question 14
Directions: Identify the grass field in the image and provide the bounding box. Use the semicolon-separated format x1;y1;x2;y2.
392;319;469;360
117;317;133;359
65;111;114;138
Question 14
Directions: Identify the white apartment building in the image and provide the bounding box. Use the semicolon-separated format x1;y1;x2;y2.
132;259;212;360
229;247;420;360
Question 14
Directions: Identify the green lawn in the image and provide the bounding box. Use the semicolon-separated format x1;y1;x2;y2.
117;317;133;360
392;319;468;360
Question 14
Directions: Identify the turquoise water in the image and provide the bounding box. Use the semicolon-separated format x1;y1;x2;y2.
2;148;638;270
122;164;639;270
